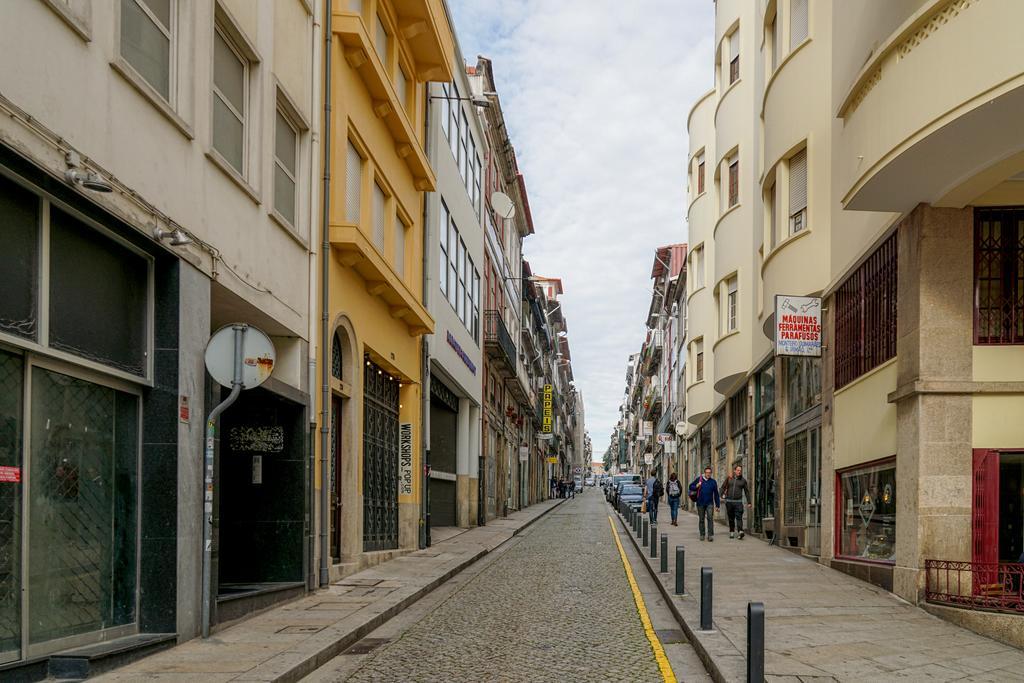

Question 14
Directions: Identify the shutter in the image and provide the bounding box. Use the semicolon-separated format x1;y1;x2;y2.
729;30;740;61
345;141;362;223
790;0;809;48
372;182;386;250
789;149;807;213
394;218;405;277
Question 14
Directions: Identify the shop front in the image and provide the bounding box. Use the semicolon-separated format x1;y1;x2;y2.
780;355;821;554
833;458;896;590
428;375;459;528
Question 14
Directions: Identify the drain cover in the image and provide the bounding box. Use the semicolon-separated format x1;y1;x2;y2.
345;637;391;654
276;625;325;634
655;629;686;644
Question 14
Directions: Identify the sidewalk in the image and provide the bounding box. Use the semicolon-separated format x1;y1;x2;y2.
617;506;1024;682
95;499;563;683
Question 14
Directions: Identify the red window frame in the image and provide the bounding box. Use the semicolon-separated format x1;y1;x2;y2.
835;232;898;388
974;207;1024;345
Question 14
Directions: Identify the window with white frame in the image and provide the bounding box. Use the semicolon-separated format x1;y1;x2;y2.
274;108;299;228
691;244;705;291
456;238;466;321
212;24;248;175
472;270;480;340
345;140;362;223
121;0;174;101
372;180;386;250
694;338;704;382
464;254;474;327
789;148;807;234
374;13;389;65
448;82;461;160
394;214;407;278
791;0;809;48
447;220;458;308
724;276;738;333
439;200;450;296
459;110;470;181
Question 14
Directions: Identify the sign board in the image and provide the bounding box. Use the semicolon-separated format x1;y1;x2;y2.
656;433;674;445
663;440;677;455
541;384;554;433
205;324;276;389
641;421;653;437
643;453;654;465
0;466;21;483
547;456;558;464
519;445;529;461
179;395;190;424
229;426;284;453
573;466;582;474
399;423;414;496
774;295;822;357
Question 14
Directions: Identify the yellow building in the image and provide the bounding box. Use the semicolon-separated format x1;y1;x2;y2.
320;0;453;579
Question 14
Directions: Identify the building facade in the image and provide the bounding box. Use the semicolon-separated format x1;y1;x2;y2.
680;0;1024;645
0;0;319;671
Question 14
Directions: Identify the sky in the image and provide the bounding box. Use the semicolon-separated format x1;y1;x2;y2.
448;0;715;458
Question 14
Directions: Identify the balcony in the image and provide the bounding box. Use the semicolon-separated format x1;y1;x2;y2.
484;310;516;377
642;376;663;419
641;329;663;377
507;355;532;406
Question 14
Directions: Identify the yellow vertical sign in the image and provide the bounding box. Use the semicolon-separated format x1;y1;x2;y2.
542;383;553;433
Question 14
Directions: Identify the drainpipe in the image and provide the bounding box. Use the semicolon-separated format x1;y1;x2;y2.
319;0;332;588
420;84;432;549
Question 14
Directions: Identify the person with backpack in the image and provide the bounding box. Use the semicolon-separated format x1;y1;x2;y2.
644;473;664;524
688;466;720;541
720;464;751;539
666;472;683;526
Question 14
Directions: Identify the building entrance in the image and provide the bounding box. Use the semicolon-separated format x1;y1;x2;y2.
363;359;399;552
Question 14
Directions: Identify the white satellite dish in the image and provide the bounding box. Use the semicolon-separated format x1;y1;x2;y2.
205;324;276;389
675;421;687;436
491;191;516;220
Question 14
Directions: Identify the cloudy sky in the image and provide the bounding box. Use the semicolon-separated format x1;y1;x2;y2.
448;0;715;457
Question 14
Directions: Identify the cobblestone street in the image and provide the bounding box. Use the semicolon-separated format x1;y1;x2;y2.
305;491;673;682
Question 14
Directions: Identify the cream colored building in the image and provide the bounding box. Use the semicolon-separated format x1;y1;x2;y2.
0;0;319;669
684;0;1024;645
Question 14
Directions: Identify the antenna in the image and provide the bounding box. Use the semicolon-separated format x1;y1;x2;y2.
490;191;516;220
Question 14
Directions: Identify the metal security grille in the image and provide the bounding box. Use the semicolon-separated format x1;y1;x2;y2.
331;333;343;381
975;209;1024;344
754;410;775;533
784;432;808;526
836;233;898;388
362;359;398;552
0;351;22;655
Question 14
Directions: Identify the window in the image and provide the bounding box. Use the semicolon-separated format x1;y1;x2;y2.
374;13;389;65
456;239;466;321
212;25;247;174
767;12;778;73
473;155;482;214
448;82;461;159
472;271;481;340
974;208;1024;345
694;339;704;382
447;221;458;308
726;276;738;332
464;255;474;327
791;0;809;49
728;29;740;84
728;388;748;436
120;0;173;100
713;409;727;474
728;156;739;208
835;233;898;387
789;149;807;234
440;83;451;139
755;364;774;415
460;110;470;182
768;181;778;249
345;140;362;223
439;200;450;297
0;174;40;341
697;153;705;194
274;109;298;227
785;356;820;418
372;181;386;250
691;244;705;290
394;215;407;278
838;460;896;562
395;65;409;111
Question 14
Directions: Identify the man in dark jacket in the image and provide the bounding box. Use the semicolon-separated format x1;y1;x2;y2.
720;464;751;539
689;466;720;541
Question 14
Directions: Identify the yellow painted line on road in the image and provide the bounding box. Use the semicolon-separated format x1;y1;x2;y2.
608;516;677;683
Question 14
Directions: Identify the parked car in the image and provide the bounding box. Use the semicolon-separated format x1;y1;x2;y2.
619;484;644;511
584;476;595;487
606;474;638;503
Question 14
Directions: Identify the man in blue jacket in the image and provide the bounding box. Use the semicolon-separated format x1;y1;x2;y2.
689;466;721;542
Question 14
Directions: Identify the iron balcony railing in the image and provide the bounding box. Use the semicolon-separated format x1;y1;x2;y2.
484;310;517;375
925;560;1024;614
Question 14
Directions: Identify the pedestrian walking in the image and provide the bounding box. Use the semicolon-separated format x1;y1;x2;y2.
550;476;557;499
720;464;751;539
666;472;683;526
644;473;663;524
688;466;720;541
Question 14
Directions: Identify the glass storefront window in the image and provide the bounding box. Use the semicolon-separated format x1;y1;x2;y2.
0;350;23;661
786;356;820;418
756;365;774;415
28;366;138;644
0;175;39;342
838;461;896;563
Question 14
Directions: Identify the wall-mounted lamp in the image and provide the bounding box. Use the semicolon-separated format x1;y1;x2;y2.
429;94;491;109
153;226;193;247
64;151;112;193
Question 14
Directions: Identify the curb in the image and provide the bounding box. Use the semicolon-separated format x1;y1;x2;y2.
612;507;738;683
259;497;566;683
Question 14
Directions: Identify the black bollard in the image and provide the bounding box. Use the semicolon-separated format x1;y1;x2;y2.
675;546;685;594
650;524;658;558
636;512;643;539
642;518;649;547
747;602;765;683
700;566;713;630
660;534;668;572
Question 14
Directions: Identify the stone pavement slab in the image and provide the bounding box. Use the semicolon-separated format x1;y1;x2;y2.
94;499;562;683
616;507;1024;682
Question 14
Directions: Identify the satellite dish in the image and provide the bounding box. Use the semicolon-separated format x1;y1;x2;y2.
675;421;687;436
205;324;276;390
491;191;516;220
